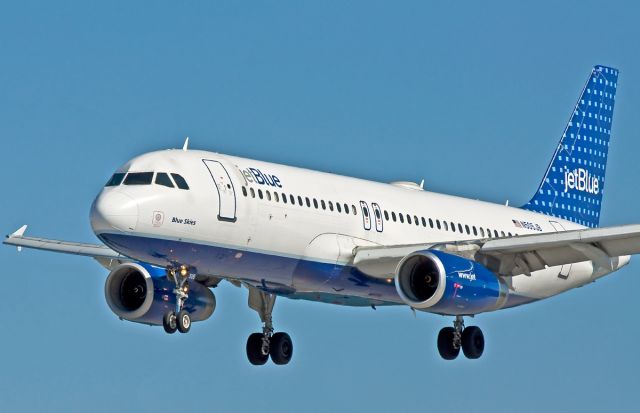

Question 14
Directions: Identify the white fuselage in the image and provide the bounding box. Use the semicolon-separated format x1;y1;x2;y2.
89;149;626;311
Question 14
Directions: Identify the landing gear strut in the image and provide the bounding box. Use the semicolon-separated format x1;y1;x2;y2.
162;266;192;334
245;286;293;366
437;316;484;360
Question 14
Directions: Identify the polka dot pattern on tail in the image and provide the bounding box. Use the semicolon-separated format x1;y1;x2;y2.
522;65;618;228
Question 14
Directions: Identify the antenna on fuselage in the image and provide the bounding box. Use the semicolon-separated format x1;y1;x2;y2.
182;137;189;151
419;179;424;189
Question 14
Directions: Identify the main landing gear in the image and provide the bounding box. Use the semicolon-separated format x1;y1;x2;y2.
437;316;485;360
245;287;293;366
163;266;192;335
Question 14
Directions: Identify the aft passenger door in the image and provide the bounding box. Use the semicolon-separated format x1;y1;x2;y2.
202;159;237;222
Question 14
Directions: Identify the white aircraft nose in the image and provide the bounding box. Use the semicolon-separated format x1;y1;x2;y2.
90;190;139;233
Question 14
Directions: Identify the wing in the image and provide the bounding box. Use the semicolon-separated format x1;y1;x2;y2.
353;224;640;279
4;225;131;269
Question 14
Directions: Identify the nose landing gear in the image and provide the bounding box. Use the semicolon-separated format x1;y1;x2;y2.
162;266;192;334
437;316;485;360
245;286;293;366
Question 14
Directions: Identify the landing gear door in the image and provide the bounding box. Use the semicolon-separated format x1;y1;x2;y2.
202;159;237;222
549;221;571;279
371;203;383;232
360;201;371;231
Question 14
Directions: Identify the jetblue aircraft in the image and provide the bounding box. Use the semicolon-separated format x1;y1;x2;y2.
6;65;638;364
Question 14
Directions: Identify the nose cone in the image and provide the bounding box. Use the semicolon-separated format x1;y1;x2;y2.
90;190;139;234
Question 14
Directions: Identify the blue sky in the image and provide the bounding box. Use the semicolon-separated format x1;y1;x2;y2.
1;1;639;411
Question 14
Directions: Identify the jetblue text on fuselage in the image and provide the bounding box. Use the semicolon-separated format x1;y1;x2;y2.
564;168;599;195
241;168;282;188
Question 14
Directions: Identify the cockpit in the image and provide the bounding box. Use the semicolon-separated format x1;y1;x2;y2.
105;172;190;190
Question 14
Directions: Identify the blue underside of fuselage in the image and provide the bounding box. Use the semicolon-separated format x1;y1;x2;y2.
98;232;537;312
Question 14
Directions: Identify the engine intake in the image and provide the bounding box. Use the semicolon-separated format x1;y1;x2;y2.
395;250;508;315
105;263;216;326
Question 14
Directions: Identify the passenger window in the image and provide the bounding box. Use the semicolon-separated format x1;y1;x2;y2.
266;191;272;201
414;216;419;226
241;186;247;197
436;220;441;230
494;230;499;237
337;203;342;213
250;188;255;198
392;212;397;222
500;231;506;237
282;193;287;203
473;226;478;236
429;218;434;228
352;205;357;215
384;211;389;221
399;213;404;223
290;195;296;204
465;225;470;235
105;173;126;187
508;232;513;237
407;214;412;224
171;173;190;190
443;221;449;231
328;201;334;211
321;200;326;210
298;196;303;206
305;197;311;207
274;192;279;202
451;223;456;232
344;203;349;214
421;217;426;227
313;198;318;209
458;223;463;233
124;172;154;185
258;189;263;199
479;228;485;237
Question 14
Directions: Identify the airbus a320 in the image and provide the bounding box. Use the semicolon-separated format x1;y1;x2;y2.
6;65;636;364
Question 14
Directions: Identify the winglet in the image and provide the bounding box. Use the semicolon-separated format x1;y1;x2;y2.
182;136;189;151
8;225;27;238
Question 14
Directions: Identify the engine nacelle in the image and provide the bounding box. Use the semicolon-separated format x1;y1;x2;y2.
395;250;508;315
104;262;216;326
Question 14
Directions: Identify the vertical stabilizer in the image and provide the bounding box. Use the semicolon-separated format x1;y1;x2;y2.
521;65;618;228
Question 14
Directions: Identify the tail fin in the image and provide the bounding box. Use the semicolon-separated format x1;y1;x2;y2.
521;65;619;228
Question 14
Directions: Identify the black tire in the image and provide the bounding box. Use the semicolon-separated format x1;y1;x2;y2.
461;326;485;359
246;333;269;365
437;327;460;360
163;311;177;334
177;310;191;334
270;332;293;365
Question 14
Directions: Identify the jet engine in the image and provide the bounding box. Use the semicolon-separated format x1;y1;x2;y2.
104;262;216;325
395;250;509;315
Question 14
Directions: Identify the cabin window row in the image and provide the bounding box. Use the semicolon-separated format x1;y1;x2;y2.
381;209;513;238
241;186;358;216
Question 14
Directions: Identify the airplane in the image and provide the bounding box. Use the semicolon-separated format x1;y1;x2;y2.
6;64;640;365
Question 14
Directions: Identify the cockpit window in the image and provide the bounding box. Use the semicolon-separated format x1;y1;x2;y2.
124;172;154;185
155;172;174;188
171;173;190;190
105;173;126;187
